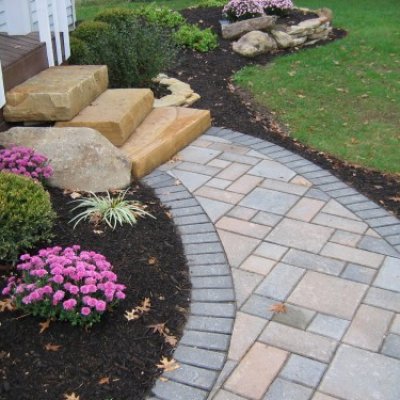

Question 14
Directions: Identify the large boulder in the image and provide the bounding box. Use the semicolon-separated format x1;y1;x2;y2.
232;31;277;57
271;30;296;48
221;15;277;40
0;127;132;192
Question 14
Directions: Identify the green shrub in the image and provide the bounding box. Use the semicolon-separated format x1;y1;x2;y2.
174;24;218;52
73;20;110;43
71;18;178;88
196;0;227;8
95;5;185;29
93;7;137;26
69;36;90;65
132;5;186;29
0;172;55;264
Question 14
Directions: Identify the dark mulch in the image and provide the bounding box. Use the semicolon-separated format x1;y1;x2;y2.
0;184;190;400
175;6;400;217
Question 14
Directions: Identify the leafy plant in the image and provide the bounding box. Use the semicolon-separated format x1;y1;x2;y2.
1;246;126;327
0;172;55;264
69;189;155;230
70;16;178;87
174;24;218;52
0;145;53;181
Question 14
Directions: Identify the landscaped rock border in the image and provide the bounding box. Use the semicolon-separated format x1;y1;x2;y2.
222;8;333;57
153;74;201;108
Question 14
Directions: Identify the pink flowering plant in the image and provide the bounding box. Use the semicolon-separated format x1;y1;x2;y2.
263;0;294;15
0;145;53;181
1;245;126;327
223;0;265;21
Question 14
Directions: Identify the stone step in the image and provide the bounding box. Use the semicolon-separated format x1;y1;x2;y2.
56;89;154;146
4;65;108;122
120;107;211;179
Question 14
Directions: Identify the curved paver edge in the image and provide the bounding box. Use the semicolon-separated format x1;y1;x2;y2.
143;167;236;400
144;126;400;400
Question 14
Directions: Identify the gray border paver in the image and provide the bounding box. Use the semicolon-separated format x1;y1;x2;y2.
145;128;400;400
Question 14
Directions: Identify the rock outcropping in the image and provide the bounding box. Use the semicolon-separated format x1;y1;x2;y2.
227;8;333;57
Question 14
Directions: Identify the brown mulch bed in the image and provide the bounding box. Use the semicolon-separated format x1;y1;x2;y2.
176;6;400;217
0;184;190;400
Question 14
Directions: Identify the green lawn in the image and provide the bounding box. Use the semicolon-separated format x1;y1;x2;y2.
76;0;400;173
234;0;400;173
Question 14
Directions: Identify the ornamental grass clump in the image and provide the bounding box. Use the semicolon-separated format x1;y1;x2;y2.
223;0;265;21
69;190;155;230
2;246;126;327
0;145;53;181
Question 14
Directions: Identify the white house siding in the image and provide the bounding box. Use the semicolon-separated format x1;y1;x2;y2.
30;0;75;32
0;0;7;32
0;0;75;34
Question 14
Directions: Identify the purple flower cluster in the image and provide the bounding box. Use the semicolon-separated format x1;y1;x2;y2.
263;0;294;11
223;0;265;21
0;146;53;180
2;246;126;327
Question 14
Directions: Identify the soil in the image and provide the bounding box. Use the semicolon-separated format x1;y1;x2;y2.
0;184;190;400
176;6;400;217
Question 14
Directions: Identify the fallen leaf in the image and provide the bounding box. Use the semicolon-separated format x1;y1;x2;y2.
297;94;306;99
124;309;140;322
165;211;173;220
39;319;51;334
0;298;15;312
44;343;61;352
64;393;80;400
148;322;166;335
159;377;169;382
270;303;287;313
168;155;181;164
350;137;359;144
69;192;82;199
389;196;400;202
156;357;180;372
164;334;178;347
175;179;181;186
360;93;369;98
137;298;151;313
148;256;158;266
98;376;110;385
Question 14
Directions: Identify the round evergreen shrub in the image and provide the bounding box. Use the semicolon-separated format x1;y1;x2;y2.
69;36;90;65
94;7;138;26
0;172;55;264
73;20;110;43
71;16;178;88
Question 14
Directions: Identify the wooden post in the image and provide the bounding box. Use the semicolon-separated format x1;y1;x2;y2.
0;61;6;108
57;0;71;61
36;0;55;67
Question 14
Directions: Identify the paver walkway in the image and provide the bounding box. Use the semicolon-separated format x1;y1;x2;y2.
144;127;400;400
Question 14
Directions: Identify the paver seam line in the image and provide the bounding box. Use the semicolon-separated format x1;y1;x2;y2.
206;128;399;252
143;170;236;400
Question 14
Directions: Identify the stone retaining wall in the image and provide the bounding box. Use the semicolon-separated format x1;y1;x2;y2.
222;8;333;57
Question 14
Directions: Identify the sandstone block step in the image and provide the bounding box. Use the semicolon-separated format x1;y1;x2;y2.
4;65;108;122
120;107;211;179
56;89;154;146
